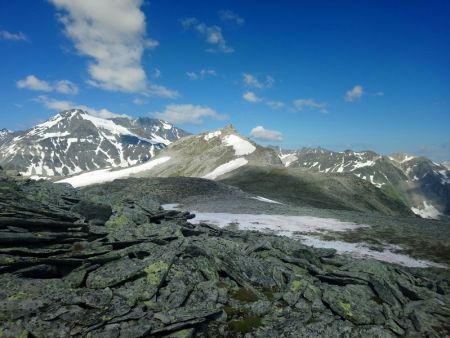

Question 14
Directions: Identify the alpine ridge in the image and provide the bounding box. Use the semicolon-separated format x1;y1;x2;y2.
278;147;450;218
0;109;189;177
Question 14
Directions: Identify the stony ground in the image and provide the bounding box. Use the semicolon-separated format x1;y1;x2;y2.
1;172;450;337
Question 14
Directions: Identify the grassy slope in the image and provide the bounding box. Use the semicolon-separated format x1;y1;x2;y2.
220;166;413;217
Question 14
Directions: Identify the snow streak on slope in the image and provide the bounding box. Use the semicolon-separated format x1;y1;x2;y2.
251;196;284;204
202;158;249;180
57;157;171;187
222;134;256;156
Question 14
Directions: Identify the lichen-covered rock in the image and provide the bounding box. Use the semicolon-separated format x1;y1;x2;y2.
1;174;449;337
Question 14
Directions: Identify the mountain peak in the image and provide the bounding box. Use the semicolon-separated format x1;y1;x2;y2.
0;111;189;177
220;124;238;133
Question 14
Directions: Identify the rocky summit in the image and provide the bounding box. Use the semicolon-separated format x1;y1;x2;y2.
1;169;449;337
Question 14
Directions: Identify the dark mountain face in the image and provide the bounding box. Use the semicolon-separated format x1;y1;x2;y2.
278;147;450;218
0;109;189;177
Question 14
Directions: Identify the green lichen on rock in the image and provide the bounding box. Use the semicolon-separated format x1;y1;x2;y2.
144;261;169;285
340;302;353;317
105;214;131;230
290;280;302;292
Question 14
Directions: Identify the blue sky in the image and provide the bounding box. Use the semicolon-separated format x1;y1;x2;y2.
1;0;449;161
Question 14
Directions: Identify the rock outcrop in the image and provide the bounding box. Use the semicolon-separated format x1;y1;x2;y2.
0;170;449;337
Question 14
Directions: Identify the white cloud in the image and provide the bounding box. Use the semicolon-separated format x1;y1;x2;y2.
152;67;161;79
53;80;79;94
345;85;364;102
152;104;228;125
17;75;52;92
133;98;145;105
243;91;263;103
266;100;285;109
34;95;126;119
250;126;283;142
293;98;328;113
186;68;217;80
242;73;274;89
218;10;244;25
0;30;28;41
50;0;177;98
180;17;233;53
17;75;79;94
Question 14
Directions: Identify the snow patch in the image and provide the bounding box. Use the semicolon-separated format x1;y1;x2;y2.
190;212;444;268
300;236;445;268
57;156;171;188
279;153;298;167
351;160;375;171
251;196;284;204
202;158;248;180
411;201;442;219
222;134;256;156
204;130;222;141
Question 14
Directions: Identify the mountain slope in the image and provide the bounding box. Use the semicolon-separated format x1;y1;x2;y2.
279;147;450;218
58;125;282;187
220;165;413;216
0;109;188;176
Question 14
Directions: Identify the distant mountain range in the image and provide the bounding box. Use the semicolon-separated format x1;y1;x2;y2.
0;109;188;176
1;110;449;219
276;147;450;218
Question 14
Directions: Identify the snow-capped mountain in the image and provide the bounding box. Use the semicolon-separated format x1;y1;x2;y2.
58;125;282;187
278;147;450;218
0;109;188;176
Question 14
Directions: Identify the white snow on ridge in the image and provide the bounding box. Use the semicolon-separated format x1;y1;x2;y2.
204;130;222;141
279;153;298;167
411;201;442;219
351;160;375;171
252;196;284;204
56;156;171;188
401;155;415;163
222;134;256;156
202;158;248;180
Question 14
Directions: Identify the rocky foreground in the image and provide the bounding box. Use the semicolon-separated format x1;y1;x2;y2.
0;171;450;337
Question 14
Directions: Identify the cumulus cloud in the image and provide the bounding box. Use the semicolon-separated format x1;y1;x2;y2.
152;104;228;125
243;91;263;103
242;73;274;89
293;98;328;113
186;69;217;80
0;30;28;41
50;0;177;97
34;95;126;119
218;10;244;25
250;126;283;142
180;17;233;53
17;75;79;94
344;85;364;102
